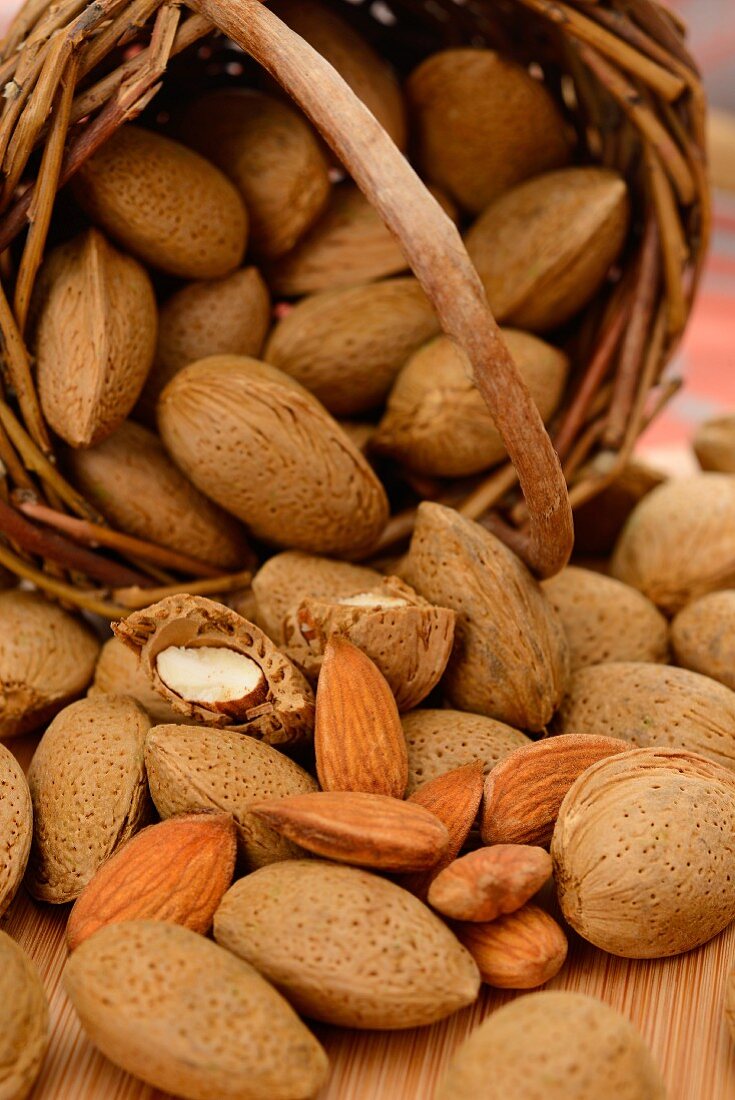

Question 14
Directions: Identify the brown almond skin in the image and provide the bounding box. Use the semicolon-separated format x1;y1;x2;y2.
145;724;317;870
26;694;151;903
402;708;530;794
65;920;329;1100
67;421;252;571
158;355;388;558
67;812;237;951
481;734;628;847
694;414;735;472
72;125;247;278
35;229;156;448
214;860;480;1029
0;930;49;1100
252;790;448;871
671;590;735;690
455;904;568;989
0;744;32;919
428;845;552;922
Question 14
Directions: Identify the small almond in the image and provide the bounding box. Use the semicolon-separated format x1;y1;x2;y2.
454;904;568;989
428;845;552;922
0;930;49;1100
66;812;237;951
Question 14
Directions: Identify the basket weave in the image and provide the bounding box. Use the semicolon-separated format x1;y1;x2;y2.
0;0;709;616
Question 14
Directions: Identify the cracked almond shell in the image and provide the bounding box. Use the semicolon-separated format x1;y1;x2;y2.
402;708;530;794
114;594;315;745
157;355;388;557
553;747;735;957
402;503;569;730
26;694;151;903
0;930;49;1100
671;590;735;691
89;637;191;725
0;744;32;918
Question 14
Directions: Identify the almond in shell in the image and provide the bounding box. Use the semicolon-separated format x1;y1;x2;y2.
454;904;568;989
0;743;32;918
428;844;552;922
89;637;189;725
0;930;49;1100
694;414;735;472
401;708;530;794
671;590;735;691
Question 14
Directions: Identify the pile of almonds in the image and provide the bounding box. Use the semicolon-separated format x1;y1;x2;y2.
0;4;730;1099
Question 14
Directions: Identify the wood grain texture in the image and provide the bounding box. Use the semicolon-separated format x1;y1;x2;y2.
3;728;735;1100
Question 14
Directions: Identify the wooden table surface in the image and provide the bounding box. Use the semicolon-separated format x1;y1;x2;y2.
4;728;735;1100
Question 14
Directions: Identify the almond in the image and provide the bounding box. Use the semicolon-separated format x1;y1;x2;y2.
481;733;628;847
0;931;49;1100
694;414;735;472
89;637;190;725
263;278;440;415
144;723;317;869
428;845;552;922
315;636;407;796
573;460;665;557
67;420;251;570
402;708;530;794
465;167;629;332
251;790;448;871
402;502;569;730
66;812;237;952
0;744;32;918
553;747;735;957
542;566;669;671
454;904;568;989
64;920;329;1100
182;89;330;260
0;589;99;739
214;860;480;1028
114;594;315;745
72;124;247;278
671;590;735;690
35;229;156;447
26;694;151;903
157;355;388;557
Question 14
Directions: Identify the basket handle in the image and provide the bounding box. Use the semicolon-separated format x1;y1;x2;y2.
190;0;574;577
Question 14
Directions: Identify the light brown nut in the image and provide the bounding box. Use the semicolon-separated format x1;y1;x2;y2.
214;860;480;1029
402;502;569;730
89;637;191;725
0;930;49;1100
66;812;237;951
26;695;151;903
553;747;735;957
572;460;666;557
428;845;552;922
35;229;156;448
481;734;628;847
694;414;735;472
72;125;247;278
144;723;317;870
454;904;567;989
465;167;629;332
315;636;407;796
182;89;330;261
114;594;314;745
251;790;448;871
158;355;388;558
0;744;32;918
263;279;439;416
552;661;735;772
373;330;569;477
64;920;328;1100
0;589;99;739
402;708;530;794
67;421;251;570
436;991;666;1100
671;590;735;691
407;48;571;214
611;473;735;613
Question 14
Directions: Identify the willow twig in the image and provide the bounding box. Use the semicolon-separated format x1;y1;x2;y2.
114;569;254;609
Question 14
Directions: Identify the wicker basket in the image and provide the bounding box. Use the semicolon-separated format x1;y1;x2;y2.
0;0;709;617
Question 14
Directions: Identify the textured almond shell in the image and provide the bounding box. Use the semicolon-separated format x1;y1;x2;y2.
402;708;530;794
145;723;317;869
264;278;440;416
611;474;735;613
542;566;669;671
157;356;388;557
402;503;569;730
553;661;735;771
35;229;156;448
72;125;247;278
0;744;32;918
67;421;251;570
694;415;735;473
0;930;49;1100
214;860;480;1029
454;904;568;989
671;590;735;691
64;920;328;1100
552;747;735;957
436;990;666;1100
89;637;190;725
26;694;151;903
0;589;99;739
114;594;314;744
465;167;629;332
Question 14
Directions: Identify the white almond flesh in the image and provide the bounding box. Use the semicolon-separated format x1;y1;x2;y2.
335;591;410;609
156;646;266;715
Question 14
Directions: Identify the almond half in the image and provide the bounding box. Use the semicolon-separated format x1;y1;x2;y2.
454;904;568;989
